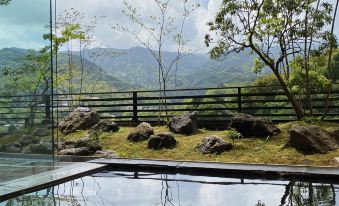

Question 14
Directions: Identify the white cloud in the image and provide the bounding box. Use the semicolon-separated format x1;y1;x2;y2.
55;0;223;53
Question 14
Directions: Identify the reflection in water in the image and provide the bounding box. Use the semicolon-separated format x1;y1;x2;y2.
2;171;338;206
280;181;336;206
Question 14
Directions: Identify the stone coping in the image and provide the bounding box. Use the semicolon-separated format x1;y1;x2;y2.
0;162;108;202
89;158;339;183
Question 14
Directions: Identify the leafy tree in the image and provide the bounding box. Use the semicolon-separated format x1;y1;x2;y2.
289;56;331;95
114;0;200;123
51;9;103;96
205;0;334;120
1;47;51;124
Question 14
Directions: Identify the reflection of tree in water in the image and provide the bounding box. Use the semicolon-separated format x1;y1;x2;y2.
280;181;336;206
5;186;82;206
4;177;114;206
161;174;175;206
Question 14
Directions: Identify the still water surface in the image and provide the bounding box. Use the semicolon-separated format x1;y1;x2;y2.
2;171;338;206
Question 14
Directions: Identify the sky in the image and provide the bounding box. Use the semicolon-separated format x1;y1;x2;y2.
54;0;223;52
0;0;338;52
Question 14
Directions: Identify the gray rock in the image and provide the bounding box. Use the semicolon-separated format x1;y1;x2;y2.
58;108;100;135
91;119;119;132
19;134;38;147
196;136;233;155
74;137;102;152
22;141;53;154
58;140;76;151
1;142;21;153
230;113;280;137
59;147;91;156
33;128;49;137
127;122;154;142
148;133;177;150
168;112;198;135
334;157;339;166
58;137;101;156
95;150;118;158
330;129;339;143
289;125;338;154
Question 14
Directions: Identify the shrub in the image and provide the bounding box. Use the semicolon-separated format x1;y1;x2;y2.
224;128;242;147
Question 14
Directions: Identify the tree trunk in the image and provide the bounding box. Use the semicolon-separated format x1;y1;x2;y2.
274;70;304;120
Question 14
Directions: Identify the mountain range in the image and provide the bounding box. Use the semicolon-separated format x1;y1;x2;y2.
0;46;261;92
77;46;259;89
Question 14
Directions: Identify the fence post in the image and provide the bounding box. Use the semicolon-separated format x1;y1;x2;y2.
45;95;51;120
237;87;242;113
132;92;138;124
24;118;29;128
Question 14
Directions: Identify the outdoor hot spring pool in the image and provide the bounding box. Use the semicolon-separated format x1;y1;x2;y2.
1;170;338;206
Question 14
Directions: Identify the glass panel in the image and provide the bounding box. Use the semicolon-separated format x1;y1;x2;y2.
0;0;54;183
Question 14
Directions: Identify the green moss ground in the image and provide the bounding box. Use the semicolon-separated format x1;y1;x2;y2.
58;121;339;167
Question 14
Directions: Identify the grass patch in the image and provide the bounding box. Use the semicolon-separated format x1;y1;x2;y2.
58;121;339;167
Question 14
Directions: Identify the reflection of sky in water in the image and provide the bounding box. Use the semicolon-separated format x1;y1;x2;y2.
3;172;339;206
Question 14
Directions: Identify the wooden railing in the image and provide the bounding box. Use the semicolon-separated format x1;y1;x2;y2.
1;84;339;130
53;85;339;125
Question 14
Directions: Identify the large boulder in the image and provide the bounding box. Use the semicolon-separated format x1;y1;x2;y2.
58;109;100;135
59;147;91;156
74;137;102;152
22;141;53;154
196;136;233;155
91;119;119;132
127;122;154;142
229;113;280;137
289;125;338;154
19;134;38;147
168;112;198;135
148;133;177;150
58;137;102;156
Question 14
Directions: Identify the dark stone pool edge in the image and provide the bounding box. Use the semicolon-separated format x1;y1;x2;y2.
0;162;108;202
89;158;339;183
1;158;338;202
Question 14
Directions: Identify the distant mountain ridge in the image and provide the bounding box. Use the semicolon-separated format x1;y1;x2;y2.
77;46;259;89
0;47;135;93
0;47;261;92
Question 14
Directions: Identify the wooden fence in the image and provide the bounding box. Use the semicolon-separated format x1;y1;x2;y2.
0;85;339;130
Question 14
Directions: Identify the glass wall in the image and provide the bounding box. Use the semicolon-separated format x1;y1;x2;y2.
0;0;54;183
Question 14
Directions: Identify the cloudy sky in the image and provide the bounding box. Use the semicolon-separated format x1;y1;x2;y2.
0;0;338;52
54;0;223;52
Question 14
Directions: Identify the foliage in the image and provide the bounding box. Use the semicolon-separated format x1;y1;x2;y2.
88;130;100;142
330;49;339;80
224;128;242;147
205;0;336;120
289;55;331;95
303;116;322;124
0;47;51;123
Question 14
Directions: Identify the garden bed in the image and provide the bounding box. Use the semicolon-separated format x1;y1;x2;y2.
59;121;339;167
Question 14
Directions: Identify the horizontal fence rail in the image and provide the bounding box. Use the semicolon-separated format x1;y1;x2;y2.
52;85;339;127
1;84;339;131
